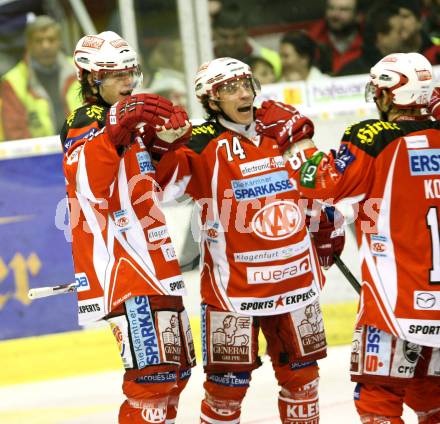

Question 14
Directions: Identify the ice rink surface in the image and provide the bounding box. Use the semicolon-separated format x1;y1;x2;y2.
0;344;416;423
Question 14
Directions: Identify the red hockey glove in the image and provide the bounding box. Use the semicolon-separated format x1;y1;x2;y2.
428;87;440;120
255;100;314;153
147;105;192;157
310;207;345;269
106;94;174;147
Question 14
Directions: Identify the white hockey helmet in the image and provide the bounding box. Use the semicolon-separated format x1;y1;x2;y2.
74;31;142;85
365;52;433;108
194;57;259;101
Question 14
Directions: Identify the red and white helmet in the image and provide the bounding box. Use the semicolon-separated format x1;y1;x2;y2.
194;57;259;100
74;31;141;83
366;52;433;108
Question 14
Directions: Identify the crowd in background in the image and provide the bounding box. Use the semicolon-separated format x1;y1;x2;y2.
1;0;440;141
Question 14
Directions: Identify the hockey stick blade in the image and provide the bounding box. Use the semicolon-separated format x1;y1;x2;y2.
333;255;361;294
28;283;77;300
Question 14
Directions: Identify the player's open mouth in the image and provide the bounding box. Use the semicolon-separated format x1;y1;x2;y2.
237;106;252;113
121;90;133;96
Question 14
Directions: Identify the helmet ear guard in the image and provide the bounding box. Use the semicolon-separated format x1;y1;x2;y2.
366;53;434;108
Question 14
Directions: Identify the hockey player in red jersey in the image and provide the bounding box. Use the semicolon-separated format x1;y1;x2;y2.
264;52;440;423
61;31;195;424
153;57;345;423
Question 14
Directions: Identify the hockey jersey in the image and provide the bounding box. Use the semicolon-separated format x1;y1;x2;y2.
291;118;440;347
155;118;324;316
61;104;186;325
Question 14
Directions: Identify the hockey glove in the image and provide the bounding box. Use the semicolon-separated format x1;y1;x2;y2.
310;206;345;269
147;105;192;157
428;87;440;120
255;100;314;153
106;94;174;147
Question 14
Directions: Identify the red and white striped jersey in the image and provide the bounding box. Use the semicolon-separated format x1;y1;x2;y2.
156;118;324;316
291;118;440;347
62;105;185;325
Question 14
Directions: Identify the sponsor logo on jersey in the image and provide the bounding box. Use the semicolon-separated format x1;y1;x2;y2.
424;178;440;198
405;135;429;149
136;151;155;174
204;221;219;243
160;243;177;262
234;238;309;263
409;149;440;176
210;312;252;364
252;200;302;240
355;121;400;145
110;322;126;359
74;272;90;292
208;372;250;387
414;291;439;310
141;405;166;423
156;311;182;363
201;304;208;366
64;127;98;151
238;288;316;312
113;209;131;232
350;329;362;374
180;368;192;380
286;397;319;420
240;300;274;311
231;171;294;201
160;275;186;294
408;324;440;335
364;326;392;376
126;296;160;368
290;360;316;370
247;256;311;284
239;156;284;176
291;299;326;355
370;234;388;257
78;301;101;315
148;225;169;242
135;371;177;384
390;339;421;378
108;316;134;369
334;144;355;173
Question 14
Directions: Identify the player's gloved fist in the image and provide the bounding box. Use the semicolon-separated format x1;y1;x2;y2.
147;105;192;157
428;87;440;120
255;100;314;153
106;94;174;147
311;207;345;269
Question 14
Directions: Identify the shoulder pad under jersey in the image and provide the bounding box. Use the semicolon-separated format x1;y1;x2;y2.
60;104;109;152
342;118;438;157
189;121;224;154
341;119;404;157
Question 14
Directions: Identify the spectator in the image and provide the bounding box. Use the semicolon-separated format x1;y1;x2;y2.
279;31;329;82
211;4;282;80
391;0;440;64
422;0;440;44
338;4;405;75
308;0;364;75
0;0;53;77
0;15;81;141
248;57;276;85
